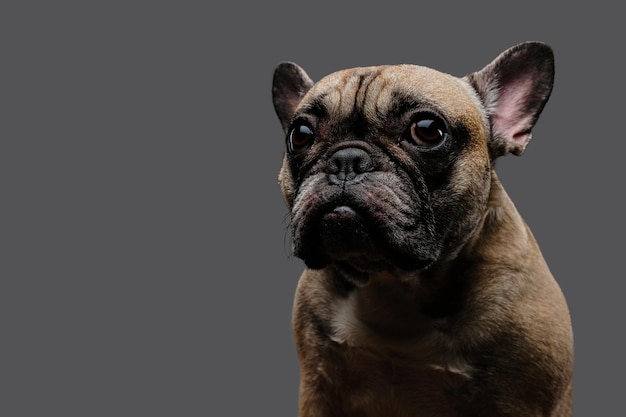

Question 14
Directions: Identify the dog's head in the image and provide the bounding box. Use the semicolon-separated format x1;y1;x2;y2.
272;42;554;277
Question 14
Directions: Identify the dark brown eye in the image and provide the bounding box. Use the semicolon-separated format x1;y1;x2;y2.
407;115;447;147
288;123;315;154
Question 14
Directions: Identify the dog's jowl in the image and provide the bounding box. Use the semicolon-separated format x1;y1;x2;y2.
272;42;573;417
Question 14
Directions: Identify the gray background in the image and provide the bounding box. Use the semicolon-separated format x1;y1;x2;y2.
2;1;623;416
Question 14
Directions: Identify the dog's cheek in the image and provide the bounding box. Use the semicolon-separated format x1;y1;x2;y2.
432;160;491;254
278;160;296;208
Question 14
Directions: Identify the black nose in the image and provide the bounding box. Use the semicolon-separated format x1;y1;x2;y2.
326;148;374;183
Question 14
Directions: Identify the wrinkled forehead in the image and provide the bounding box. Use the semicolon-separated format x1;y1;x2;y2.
297;65;486;133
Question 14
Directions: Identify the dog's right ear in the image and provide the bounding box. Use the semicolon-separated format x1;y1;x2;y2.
272;62;314;131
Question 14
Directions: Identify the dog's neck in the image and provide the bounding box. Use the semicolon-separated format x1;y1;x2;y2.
328;170;534;344
461;170;534;264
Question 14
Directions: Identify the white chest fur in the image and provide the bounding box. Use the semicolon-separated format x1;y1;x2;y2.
329;292;473;378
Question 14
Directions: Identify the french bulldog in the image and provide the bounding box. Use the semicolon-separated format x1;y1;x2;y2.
272;41;573;417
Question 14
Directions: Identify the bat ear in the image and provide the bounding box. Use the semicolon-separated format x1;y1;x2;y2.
272;62;314;131
466;41;555;157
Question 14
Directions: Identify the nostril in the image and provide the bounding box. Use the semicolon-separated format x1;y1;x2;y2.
326;148;374;177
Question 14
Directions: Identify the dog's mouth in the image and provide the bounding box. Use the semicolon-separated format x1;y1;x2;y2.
319;205;380;255
292;202;377;267
290;170;442;274
294;201;435;273
317;206;393;286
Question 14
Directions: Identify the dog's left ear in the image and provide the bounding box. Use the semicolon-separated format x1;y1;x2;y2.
272;62;315;132
466;41;554;157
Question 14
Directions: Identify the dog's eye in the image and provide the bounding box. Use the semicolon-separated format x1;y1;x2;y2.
407;116;447;147
288;123;315;154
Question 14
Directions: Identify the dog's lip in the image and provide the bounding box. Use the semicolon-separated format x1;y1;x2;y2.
324;205;358;219
320;205;366;228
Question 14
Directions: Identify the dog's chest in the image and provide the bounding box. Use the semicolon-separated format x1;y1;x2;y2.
326;347;468;417
327;294;471;416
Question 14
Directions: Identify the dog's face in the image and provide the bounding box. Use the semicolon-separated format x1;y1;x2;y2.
272;42;554;278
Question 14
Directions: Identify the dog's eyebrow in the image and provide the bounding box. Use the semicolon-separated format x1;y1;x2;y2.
387;91;424;118
298;95;329;119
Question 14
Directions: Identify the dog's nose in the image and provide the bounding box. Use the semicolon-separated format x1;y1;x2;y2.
326;148;374;183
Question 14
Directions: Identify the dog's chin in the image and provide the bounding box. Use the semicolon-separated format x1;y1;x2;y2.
294;206;436;280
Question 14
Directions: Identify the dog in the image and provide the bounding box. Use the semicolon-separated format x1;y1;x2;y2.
272;41;573;417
